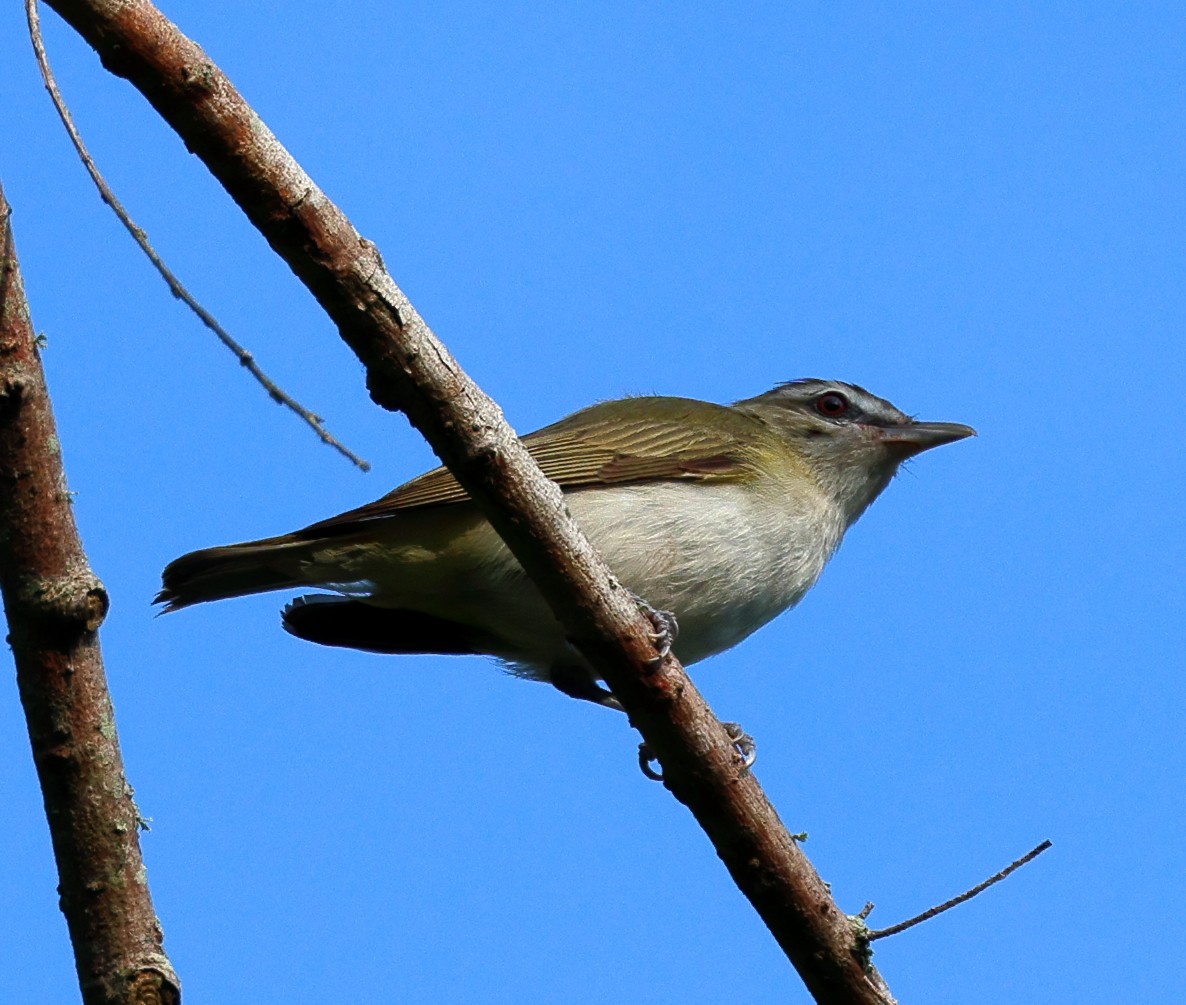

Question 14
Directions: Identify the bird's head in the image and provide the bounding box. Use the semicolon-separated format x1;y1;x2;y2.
735;379;975;524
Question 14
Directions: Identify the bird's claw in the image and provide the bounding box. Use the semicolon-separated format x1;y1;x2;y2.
638;742;664;781
723;721;757;769
632;595;679;666
637;721;756;781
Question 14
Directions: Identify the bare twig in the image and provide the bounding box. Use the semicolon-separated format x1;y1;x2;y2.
866;841;1052;941
0;182;180;1005
25;0;370;471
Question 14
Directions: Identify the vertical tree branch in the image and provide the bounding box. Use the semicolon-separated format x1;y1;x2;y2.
0;183;179;1004
31;3;895;1001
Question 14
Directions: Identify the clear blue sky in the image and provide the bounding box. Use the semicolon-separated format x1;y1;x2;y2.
3;3;1183;1002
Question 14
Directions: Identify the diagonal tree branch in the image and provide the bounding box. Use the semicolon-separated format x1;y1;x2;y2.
0;182;180;1005
35;2;895;1001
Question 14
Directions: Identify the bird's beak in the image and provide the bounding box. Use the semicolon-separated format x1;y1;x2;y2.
878;421;976;457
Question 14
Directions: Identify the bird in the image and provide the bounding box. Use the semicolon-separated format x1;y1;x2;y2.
157;379;973;710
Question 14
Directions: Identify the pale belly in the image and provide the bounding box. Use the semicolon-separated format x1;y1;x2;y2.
304;480;844;679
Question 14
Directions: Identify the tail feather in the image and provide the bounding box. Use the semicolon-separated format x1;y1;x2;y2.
156;537;312;611
281;595;495;656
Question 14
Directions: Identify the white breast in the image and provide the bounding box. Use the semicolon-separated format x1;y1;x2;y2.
567;479;846;664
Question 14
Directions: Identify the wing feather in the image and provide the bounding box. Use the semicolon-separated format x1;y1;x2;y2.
297;397;766;538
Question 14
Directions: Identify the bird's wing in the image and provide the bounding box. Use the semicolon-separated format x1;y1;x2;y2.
297;397;764;537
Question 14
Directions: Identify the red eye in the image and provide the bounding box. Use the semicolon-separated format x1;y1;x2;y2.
815;391;849;418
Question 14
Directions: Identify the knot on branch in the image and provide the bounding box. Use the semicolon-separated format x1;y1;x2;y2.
0;374;28;413
364;363;410;413
125;963;181;1005
85;964;181;1005
13;570;109;633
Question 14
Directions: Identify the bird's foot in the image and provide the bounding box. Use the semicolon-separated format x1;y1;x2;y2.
630;594;679;666
637;720;756;781
639;743;664;781
723;721;757;769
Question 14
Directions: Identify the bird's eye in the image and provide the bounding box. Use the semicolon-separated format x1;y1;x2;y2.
815;391;850;418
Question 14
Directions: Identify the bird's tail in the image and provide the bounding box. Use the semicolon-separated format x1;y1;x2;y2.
281;595;494;655
155;536;317;612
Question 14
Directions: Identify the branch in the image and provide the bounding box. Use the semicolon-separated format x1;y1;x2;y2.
866;841;1052;941
25;0;370;472
38;2;894;1000
0;183;180;1004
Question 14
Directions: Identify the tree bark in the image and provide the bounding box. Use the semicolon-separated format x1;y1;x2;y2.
0;183;180;1004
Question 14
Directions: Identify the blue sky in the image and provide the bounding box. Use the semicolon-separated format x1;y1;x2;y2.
2;2;1183;1002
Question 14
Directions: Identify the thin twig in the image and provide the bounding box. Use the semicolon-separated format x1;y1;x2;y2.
866;840;1052;941
25;0;370;471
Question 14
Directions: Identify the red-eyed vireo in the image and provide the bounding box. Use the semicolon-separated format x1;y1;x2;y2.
158;380;973;708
